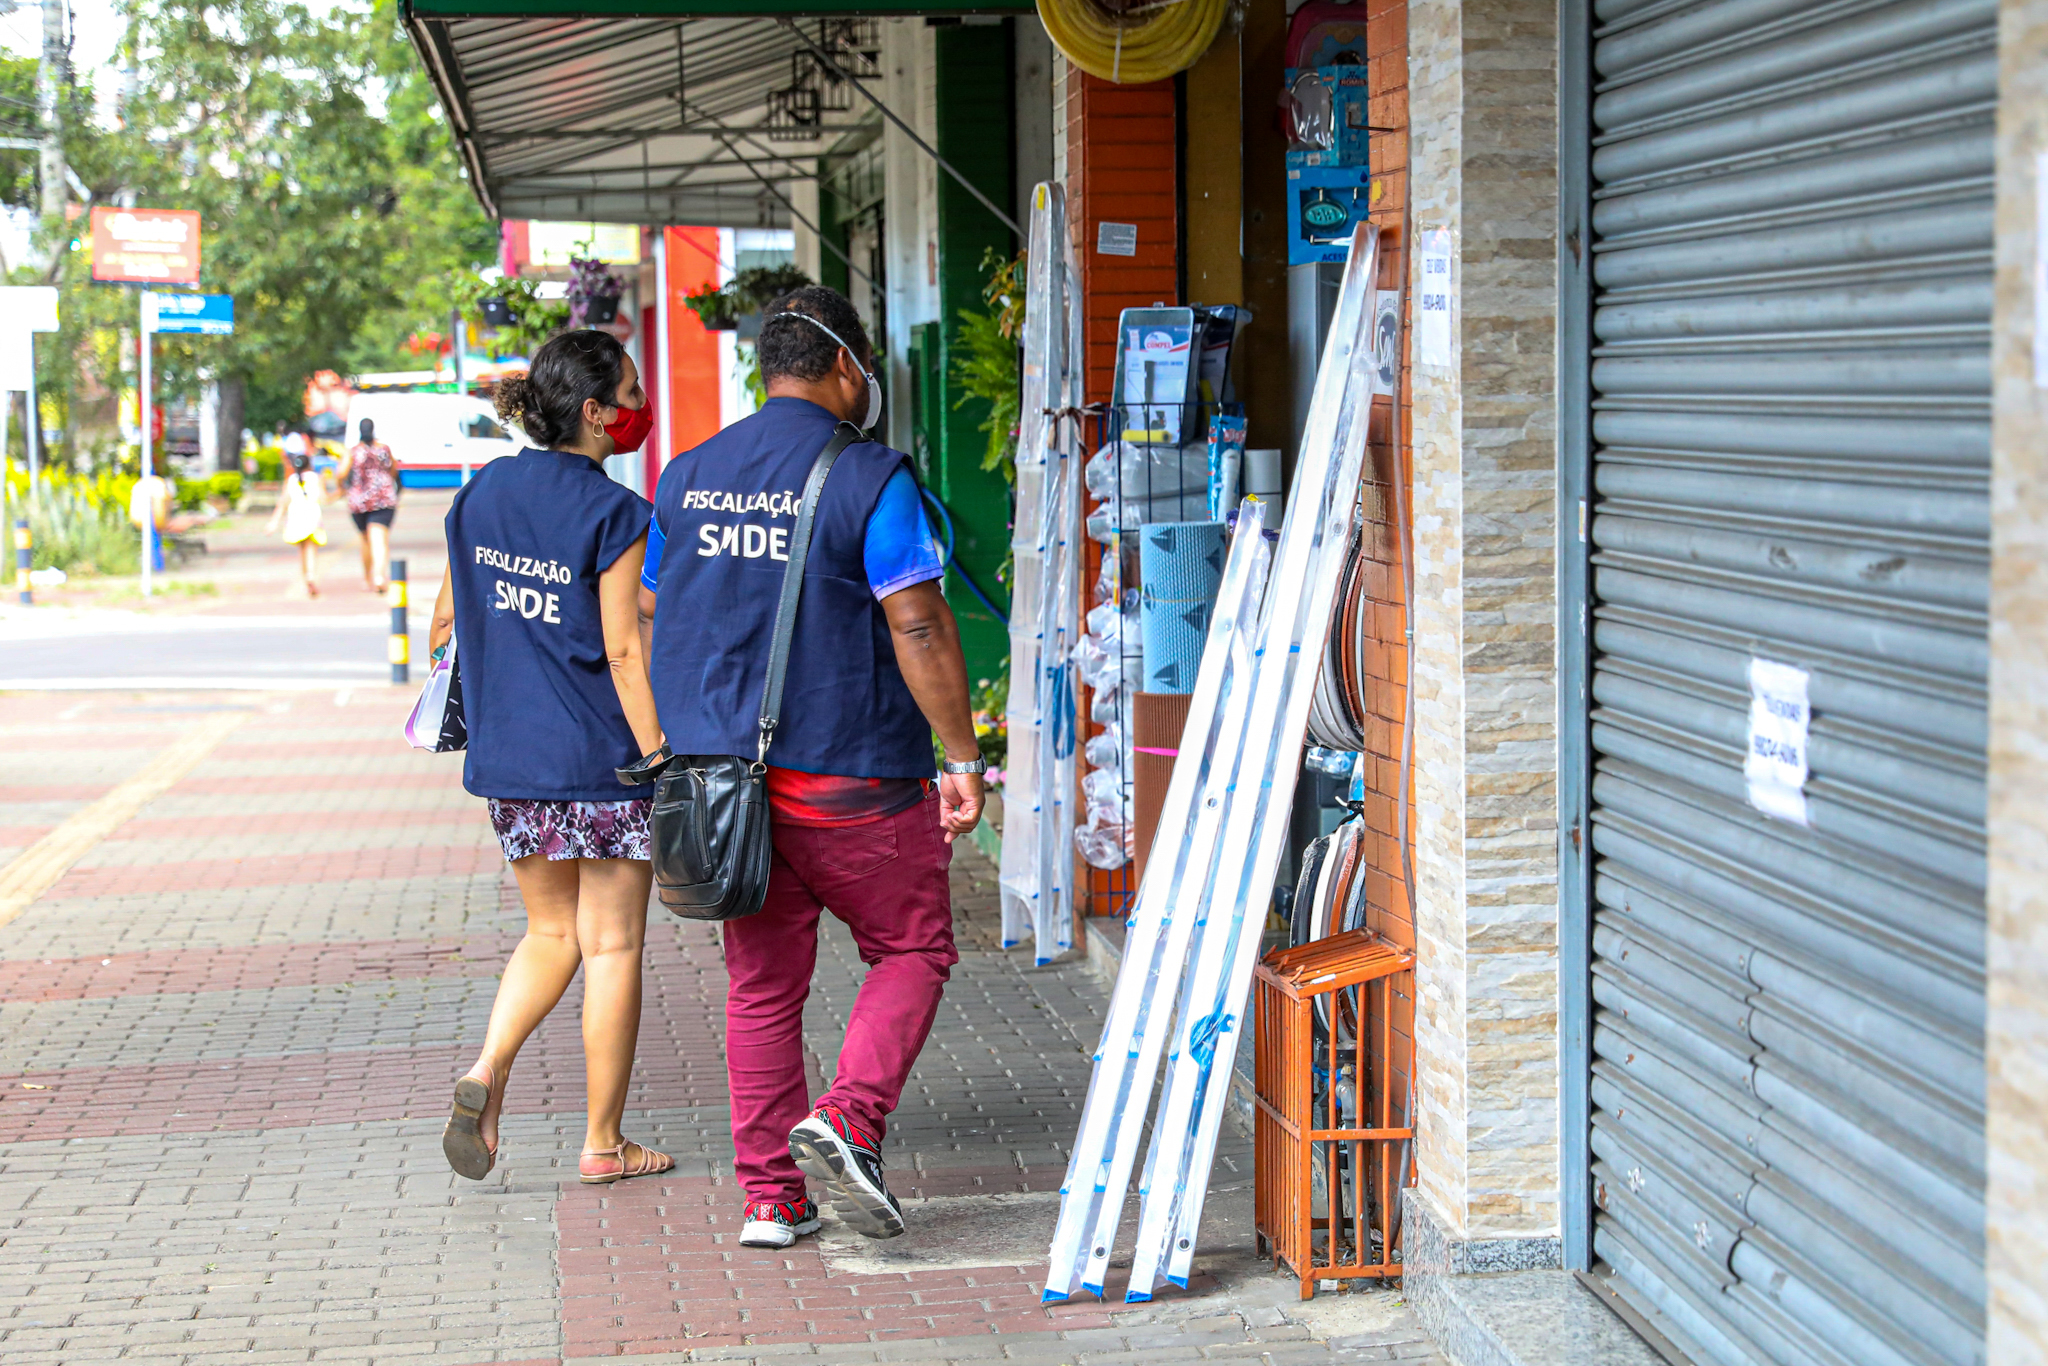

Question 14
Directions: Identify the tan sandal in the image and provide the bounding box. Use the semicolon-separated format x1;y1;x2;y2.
443;1064;499;1180
579;1139;674;1185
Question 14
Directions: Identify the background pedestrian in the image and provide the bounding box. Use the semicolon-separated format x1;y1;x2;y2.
335;417;399;592
427;328;669;1186
266;449;326;597
126;458;170;575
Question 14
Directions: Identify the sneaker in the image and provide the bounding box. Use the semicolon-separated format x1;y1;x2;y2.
738;1196;822;1249
788;1104;904;1240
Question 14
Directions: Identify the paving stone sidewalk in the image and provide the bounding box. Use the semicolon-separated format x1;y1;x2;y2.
0;686;1443;1365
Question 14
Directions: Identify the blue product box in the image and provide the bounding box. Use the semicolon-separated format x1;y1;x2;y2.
1287;163;1371;265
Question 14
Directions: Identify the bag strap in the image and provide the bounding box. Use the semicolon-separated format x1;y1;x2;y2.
757;420;863;762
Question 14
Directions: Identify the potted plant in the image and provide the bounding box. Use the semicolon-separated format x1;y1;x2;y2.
681;265;814;333
682;283;738;331
569;256;625;328
446;272;570;356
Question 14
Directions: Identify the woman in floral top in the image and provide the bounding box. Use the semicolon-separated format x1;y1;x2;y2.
335;418;399;592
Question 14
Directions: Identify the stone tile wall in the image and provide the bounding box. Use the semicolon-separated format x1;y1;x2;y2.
1404;0;1562;1244
1986;0;2048;1358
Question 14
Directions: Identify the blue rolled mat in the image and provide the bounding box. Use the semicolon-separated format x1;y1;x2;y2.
1138;520;1226;694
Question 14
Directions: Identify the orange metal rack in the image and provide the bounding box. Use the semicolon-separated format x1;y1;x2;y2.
1253;928;1416;1299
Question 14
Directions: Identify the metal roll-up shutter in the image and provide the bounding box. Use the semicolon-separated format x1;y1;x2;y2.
1583;2;1992;1364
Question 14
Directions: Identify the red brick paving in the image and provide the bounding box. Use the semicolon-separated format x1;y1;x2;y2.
0;687;1385;1364
210;737;452;760
555;1175;1127;1356
175;771;466;796
0;783;131;802
0;916;732;1142
117;808;483;840
0;934;523;1002
46;841;501;898
0;1044;476;1141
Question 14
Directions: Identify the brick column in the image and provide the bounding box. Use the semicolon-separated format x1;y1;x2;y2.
1986;1;2048;1358
1403;0;1563;1252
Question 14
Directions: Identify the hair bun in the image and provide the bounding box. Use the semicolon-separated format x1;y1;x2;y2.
494;373;531;427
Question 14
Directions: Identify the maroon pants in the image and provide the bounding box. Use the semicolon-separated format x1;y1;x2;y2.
722;792;957;1202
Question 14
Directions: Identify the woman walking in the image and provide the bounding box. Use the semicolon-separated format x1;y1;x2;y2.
266;448;327;597
336;417;400;593
427;329;669;1184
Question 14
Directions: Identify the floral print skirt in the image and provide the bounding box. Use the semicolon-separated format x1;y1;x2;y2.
487;797;652;862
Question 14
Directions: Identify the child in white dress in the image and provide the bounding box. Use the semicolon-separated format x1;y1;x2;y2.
266;450;327;597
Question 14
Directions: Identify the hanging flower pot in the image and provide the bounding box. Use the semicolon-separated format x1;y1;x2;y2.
479;296;514;327
567;256;626;331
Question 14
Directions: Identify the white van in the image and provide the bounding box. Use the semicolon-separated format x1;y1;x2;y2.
344;392;523;489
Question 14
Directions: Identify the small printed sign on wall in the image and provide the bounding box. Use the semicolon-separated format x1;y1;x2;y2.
1745;657;1812;826
1416;227;1453;368
1096;222;1138;257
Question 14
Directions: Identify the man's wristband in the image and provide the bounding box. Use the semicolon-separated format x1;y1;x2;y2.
942;753;987;775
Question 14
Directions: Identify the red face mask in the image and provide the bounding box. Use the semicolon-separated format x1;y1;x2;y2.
603;400;655;454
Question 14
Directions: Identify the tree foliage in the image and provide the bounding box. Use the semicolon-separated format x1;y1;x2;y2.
35;0;495;455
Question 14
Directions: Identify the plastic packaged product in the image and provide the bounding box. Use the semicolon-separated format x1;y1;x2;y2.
1075;816;1130;871
1075;642;1142;695
1072;632;1112;691
1090;489;1214;540
1084;723;1125;771
1207;414;1247;520
1082;765;1127;805
1086;503;1114;544
1091;683;1123;725
1086;600;1135;642
1305;746;1358;777
1101;439;1212;499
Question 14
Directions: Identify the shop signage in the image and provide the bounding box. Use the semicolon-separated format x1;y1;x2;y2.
1097;222;1137;257
143;292;235;335
90;208;203;284
1745;657;1811;826
528;220;640;266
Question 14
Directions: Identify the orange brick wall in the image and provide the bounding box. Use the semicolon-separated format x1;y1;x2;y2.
1063;66;1180;918
1356;0;1416;1147
1065;73;1179;403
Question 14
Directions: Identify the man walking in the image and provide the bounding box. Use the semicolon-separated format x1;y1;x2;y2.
639;286;985;1249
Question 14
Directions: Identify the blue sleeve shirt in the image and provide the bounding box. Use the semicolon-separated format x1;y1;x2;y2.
643;464;943;600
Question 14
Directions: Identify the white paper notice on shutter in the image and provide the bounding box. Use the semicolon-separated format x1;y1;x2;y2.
1745;657;1811;826
1416;228;1453;368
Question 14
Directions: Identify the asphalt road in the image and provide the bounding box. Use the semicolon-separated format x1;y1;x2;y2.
0;613;434;691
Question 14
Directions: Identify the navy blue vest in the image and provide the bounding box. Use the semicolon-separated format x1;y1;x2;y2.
446;448;651;800
649;398;935;779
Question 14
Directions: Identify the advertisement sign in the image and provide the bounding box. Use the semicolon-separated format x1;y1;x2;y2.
91;207;202;284
527;220;640;267
144;291;234;335
0;286;59;332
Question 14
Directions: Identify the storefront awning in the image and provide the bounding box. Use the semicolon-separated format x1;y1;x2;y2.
402;4;1029;226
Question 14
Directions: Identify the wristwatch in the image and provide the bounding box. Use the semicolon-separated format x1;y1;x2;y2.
942;751;988;775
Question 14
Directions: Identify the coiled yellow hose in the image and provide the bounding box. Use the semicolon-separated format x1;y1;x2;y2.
1035;0;1230;85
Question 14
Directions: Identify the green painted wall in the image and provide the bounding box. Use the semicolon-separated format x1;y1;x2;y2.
931;22;1016;692
816;163;849;297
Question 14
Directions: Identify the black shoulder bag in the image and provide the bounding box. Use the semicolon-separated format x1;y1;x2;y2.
617;421;863;921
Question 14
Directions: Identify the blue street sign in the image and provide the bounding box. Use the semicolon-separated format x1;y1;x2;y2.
145;292;233;335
